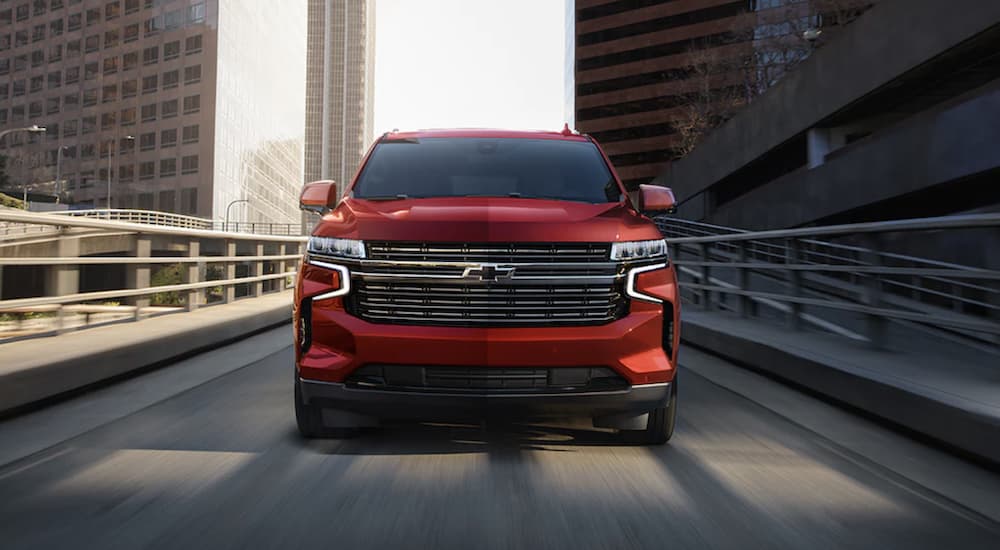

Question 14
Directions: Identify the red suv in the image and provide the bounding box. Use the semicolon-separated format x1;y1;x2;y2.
294;129;680;444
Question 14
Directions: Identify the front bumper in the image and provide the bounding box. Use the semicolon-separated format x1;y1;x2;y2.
299;377;672;422
298;306;676;386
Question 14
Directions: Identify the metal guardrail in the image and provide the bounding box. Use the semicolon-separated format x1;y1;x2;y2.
0;211;306;339
657;214;1000;350
0;208;304;236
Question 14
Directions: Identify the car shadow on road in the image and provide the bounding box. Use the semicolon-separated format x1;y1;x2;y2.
293;418;634;456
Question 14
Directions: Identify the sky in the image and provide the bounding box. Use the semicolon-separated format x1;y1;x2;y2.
374;0;570;136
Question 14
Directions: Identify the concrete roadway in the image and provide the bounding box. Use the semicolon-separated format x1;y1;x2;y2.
1;330;999;549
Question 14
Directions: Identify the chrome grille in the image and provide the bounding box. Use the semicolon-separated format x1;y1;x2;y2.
348;242;626;327
366;242;612;263
351;281;626;326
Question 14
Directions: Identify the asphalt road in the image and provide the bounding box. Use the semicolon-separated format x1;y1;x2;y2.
1;344;999;550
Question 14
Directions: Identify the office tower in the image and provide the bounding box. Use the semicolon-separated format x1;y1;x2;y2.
0;0;307;224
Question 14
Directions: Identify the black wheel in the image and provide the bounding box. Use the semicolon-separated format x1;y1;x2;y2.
623;377;677;445
294;376;325;438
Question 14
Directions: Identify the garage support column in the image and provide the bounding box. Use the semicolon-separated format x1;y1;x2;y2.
126;235;151;320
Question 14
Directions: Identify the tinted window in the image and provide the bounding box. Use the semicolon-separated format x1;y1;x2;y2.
353;138;621;203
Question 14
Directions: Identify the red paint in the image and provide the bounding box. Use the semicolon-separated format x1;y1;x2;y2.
295;129;680;388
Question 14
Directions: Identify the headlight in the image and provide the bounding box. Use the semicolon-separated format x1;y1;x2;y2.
308;237;366;259
611;239;668;261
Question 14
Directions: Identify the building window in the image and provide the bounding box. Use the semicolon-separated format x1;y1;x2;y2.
105;1;120;20
102;83;118;103
159;190;176;212
164;40;180;60
30;75;44;92
13;79;26;97
188;2;205;24
86;7;101;25
164;9;182;29
50;19;63;37
84;61;98;80
162;69;179;89
124;23;139;43
46;96;60;115
142;74;157;94
181;155;198;174
47;71;61;89
103;56;118;75
185;34;202;54
33;24;46;43
68;13;81;31
123;51;138;71
101;111;116;130
33;0;47;16
65;66;80;84
29;101;43;118
119;164;135;183
104;29;119;48
144;15;162;36
83;88;98;106
160;158;177;177
181;188;197;214
161;128;177;147
182;124;199;144
140;102;156;122
139;161;155;180
121;106;136;126
16;5;29;22
142;45;158;65
184;65;201;84
122;79;137;98
85;34;100;53
67;39;81;58
64;93;79;110
139;132;155;151
161;99;178;118
81;116;96;135
48;44;62;62
32;49;45;67
183;94;200;114
124;0;139;14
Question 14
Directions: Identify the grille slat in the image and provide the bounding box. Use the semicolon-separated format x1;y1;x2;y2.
351;242;627;327
347;365;629;393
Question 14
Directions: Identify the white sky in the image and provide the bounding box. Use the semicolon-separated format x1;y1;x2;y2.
374;0;569;136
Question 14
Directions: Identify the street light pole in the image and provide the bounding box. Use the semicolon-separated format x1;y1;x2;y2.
225;199;249;232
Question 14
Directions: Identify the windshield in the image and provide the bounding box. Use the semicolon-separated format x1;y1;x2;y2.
352;138;622;203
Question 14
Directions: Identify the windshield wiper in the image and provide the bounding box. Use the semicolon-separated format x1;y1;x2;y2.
361;194;410;201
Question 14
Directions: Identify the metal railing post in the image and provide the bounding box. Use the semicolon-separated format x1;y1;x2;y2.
224;239;237;303
251;243;264;297
787;238;802;330
185;239;201;311
738;241;751;318
699;242;711;310
126;235;151;321
862;234;887;349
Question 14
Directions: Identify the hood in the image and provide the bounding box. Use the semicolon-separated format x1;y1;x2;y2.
312;197;662;243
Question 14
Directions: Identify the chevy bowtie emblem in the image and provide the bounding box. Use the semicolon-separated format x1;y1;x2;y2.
463;264;516;282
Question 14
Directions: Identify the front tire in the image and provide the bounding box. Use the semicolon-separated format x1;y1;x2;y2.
624;377;677;445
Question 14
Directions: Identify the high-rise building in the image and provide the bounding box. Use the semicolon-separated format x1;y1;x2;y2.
304;0;375;198
572;0;749;189
0;0;307;224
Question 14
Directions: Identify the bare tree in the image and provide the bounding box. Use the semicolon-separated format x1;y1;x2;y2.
670;0;877;157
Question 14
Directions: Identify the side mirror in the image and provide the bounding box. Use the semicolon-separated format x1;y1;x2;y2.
638;184;676;214
300;180;337;215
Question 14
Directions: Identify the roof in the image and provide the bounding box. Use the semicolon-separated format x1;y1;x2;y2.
381;128;589;142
